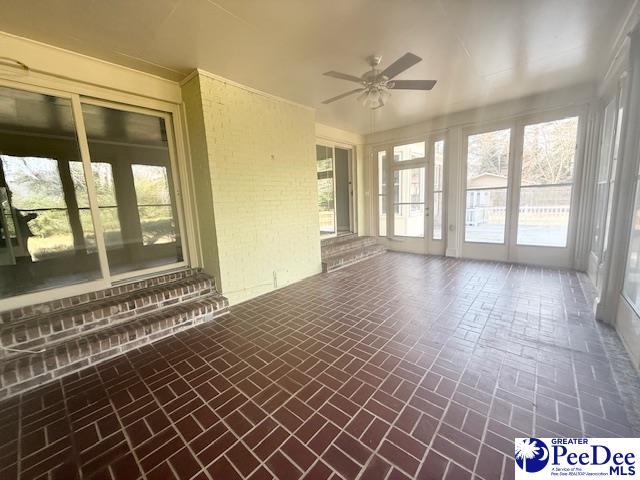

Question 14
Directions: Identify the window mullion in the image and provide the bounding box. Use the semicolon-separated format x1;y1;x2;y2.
71;94;112;284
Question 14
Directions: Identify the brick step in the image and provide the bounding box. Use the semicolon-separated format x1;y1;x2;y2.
0;292;229;398
320;233;358;247
0;267;203;324
321;236;378;260
0;271;215;357
322;244;386;272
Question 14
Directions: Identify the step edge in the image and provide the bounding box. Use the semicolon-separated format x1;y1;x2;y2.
1;271;214;333
0;267;203;324
0;292;228;364
0;308;230;399
323;248;386;272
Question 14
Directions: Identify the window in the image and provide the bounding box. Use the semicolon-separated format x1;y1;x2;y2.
393;167;425;237
465;129;510;243
433;140;444;240
516;117;578;247
393;142;425;162
377;151;387;236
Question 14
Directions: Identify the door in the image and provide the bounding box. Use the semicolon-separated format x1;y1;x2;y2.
317;144;336;236
334;147;352;234
0;83;189;309
461;111;583;267
375;137;446;255
80;101;186;278
316;143;354;237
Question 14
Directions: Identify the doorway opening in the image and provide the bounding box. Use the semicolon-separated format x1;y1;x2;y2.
316;144;354;238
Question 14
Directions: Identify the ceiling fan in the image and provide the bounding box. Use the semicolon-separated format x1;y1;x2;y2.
322;52;436;109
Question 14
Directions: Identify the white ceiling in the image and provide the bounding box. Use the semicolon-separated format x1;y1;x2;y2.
0;0;634;134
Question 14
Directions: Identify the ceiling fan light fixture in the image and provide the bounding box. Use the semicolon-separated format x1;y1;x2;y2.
321;53;437;109
361;87;389;109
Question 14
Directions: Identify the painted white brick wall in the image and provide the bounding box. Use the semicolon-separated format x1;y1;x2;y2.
183;72;321;304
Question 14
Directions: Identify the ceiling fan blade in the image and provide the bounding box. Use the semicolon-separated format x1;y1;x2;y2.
390;80;437;90
323;71;363;83
381;53;422;79
322;88;365;104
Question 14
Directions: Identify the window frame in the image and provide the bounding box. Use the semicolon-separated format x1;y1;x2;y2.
462;123;514;246
510;109;585;253
430;136;446;242
389;140;428;239
514;115;581;248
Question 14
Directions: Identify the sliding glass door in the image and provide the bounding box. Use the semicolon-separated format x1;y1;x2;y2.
0;83;187;307
0;86;102;299
81;102;184;276
462;111;583;266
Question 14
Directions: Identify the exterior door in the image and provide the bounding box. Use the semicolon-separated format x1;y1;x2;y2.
461;111;583;267
375;136;446;255
0;82;189;310
316;143;355;238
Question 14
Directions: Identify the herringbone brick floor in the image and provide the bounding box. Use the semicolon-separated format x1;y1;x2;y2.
1;252;638;479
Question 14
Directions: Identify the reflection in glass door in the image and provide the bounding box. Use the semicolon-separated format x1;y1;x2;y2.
0;86;101;299
0;84;188;306
81;103;184;276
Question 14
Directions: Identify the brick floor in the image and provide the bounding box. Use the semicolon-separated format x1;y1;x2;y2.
1;252;639;479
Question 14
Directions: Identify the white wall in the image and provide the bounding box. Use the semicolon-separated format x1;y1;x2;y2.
183;71;321;305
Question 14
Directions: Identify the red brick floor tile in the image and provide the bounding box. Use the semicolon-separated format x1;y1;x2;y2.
2;253;640;480
323;445;361;479
265;450;303;480
207;456;242;480
417;449;449;480
302;460;333;480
